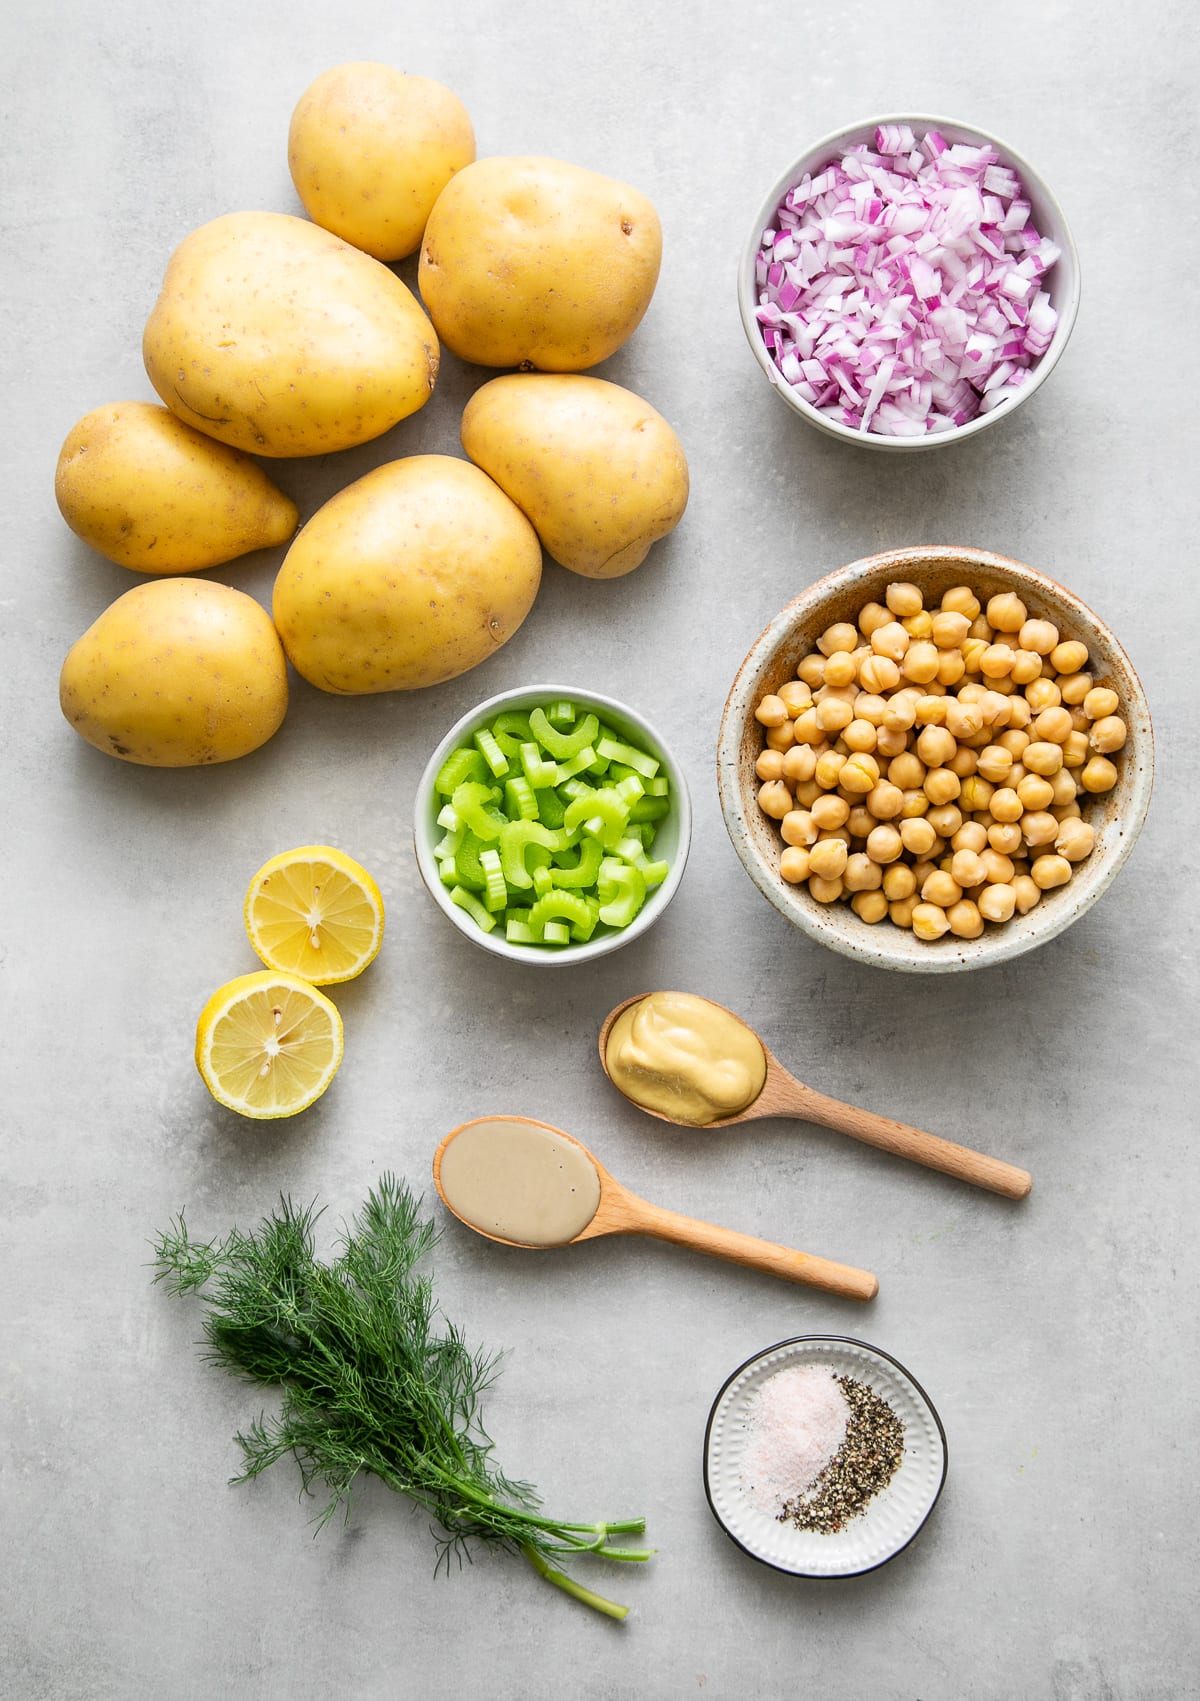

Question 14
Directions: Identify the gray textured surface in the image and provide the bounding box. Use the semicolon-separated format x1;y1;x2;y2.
4;2;1198;1698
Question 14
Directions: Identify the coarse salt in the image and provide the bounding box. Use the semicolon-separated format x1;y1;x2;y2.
740;1364;849;1515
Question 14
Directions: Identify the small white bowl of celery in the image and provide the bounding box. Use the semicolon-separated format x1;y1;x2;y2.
413;683;692;964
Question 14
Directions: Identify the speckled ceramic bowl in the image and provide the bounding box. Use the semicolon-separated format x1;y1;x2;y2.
717;547;1154;973
738;114;1081;450
413;682;691;967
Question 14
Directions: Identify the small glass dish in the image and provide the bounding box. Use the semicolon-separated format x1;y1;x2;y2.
703;1335;947;1577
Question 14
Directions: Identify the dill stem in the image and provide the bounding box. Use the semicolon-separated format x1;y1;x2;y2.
521;1545;630;1622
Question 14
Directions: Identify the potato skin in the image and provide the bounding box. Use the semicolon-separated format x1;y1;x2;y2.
418;156;661;371
55;401;299;573
461;375;689;578
272;455;542;694
288;62;475;261
59;579;288;766
143;211;439;456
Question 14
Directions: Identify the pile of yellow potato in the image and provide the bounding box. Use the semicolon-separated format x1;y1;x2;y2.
56;62;689;767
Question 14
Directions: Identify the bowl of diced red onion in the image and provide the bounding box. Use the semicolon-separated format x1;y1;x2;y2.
738;116;1080;447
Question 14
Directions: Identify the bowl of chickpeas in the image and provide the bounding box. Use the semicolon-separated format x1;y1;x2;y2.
717;546;1153;971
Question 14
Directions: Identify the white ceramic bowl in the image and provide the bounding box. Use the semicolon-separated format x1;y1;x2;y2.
738;114;1081;450
413;683;691;966
717;547;1154;973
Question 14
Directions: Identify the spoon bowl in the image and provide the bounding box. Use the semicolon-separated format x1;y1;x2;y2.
433;1115;878;1300
599;993;1032;1199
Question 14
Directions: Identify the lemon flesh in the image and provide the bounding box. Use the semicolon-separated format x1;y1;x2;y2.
196;971;344;1119
245;846;384;984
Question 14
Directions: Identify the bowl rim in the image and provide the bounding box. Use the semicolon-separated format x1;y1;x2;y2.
413;681;692;967
716;546;1155;973
737;111;1082;451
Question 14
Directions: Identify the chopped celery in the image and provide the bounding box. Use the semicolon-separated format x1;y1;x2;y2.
434;696;673;949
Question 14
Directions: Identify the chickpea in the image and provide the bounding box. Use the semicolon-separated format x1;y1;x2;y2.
858;653;901;694
816;697;854;734
875;725;908;760
948;745;979;779
959;775;995;814
899;818;937;857
883;581;922;617
1049;768;1078;808
809;838;849;881
1021;811;1059;848
851;889;889;924
1056;817;1096;862
782;744;818;784
922;869;963;907
912;902;951;940
1089;715;1127;754
914;695;949;728
979;643;1017;679
811;793;850;831
1016;773;1054;811
1012;873;1041;914
998;728;1030;758
910;858;938;889
1050;640;1089;675
866;780;905;820
1054;801;1081;823
882;693;918;733
808;874;845;904
871;621;910;663
780;846;812;883
820;650;857;689
756;749;785;782
989;787;1024;825
898;789;929;820
950;820;987;852
943;699;984;741
975;744;1014;784
813;750;846;791
977;690;1012;725
781;809;818;848
921;767;960;807
843;719;879;754
936;649;967;687
846;804;877;839
866;824;904;865
1024;676;1062;714
794;779;822;808
1069;707;1092;734
1010;650;1044;685
765;719;796;751
946;899;984;939
840;753;881;794
901;640;940;684
853;693;890;727
931;609;971;648
1018;618;1059;655
950;848;987;889
857;601;891;638
988;820;1024;855
915;724;957;768
926;803;964;839
778;680;814;716
987;592;1027;633
978;883;1017;924
1083;686;1120;721
817;622;858;656
1023;741;1065;777
1059;671;1093;706
792;708;826;747
968;614;994;643
1080;755;1119;793
941;585;981;619
982;847;1017;884
961;637;989;673
797;653;826;687
758;780;793;819
1007;695;1033;728
1031;853;1071;891
1034;706;1073;745
841;852;882;892
754;694;788;727
889;894;919;928
879;863;915;902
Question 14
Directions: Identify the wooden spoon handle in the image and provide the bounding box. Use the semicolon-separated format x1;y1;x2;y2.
788;1082;1032;1199
623;1199;878;1300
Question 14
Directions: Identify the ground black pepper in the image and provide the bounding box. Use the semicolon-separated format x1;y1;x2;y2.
778;1374;905;1534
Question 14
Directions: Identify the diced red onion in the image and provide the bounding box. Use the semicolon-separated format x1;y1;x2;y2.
754;127;1061;435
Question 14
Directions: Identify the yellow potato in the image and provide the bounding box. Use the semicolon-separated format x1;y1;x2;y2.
288;62;475;261
461;374;688;579
272;455;541;693
55;401;299;573
143;211;439;457
59;578;288;766
419;156;661;370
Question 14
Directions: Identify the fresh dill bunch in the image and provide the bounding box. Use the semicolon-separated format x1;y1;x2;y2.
152;1174;651;1620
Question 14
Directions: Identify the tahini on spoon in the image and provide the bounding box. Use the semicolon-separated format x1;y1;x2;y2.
598;993;1032;1200
433;1115;878;1301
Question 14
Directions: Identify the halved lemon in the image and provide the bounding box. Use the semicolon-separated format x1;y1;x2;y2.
244;845;384;984
195;970;344;1119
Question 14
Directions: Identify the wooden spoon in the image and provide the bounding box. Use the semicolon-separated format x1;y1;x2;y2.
598;993;1032;1200
433;1115;878;1301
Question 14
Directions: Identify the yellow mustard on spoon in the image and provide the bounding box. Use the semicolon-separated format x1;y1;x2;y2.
599;991;1032;1200
432;1115;878;1301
